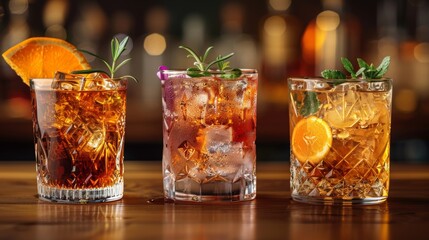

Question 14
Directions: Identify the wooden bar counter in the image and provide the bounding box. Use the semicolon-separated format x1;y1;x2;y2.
1;161;429;240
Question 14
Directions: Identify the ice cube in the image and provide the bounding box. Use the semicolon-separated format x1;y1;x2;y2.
197;125;233;153
232;80;247;102
195;125;246;178
223;80;251;108
216;142;244;164
174;78;219;124
180;89;209;121
86;130;105;150
323;89;360;128
193;92;209;106
83;73;118;90
84;125;107;161
357;92;391;128
204;142;245;179
52;71;85;91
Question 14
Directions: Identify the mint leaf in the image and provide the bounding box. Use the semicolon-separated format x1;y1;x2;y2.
357;58;370;70
356;67;365;76
300;91;320;117
363;69;378;79
321;69;346;79
375;56;391;78
341;57;357;78
354;57;391;79
321;69;347;85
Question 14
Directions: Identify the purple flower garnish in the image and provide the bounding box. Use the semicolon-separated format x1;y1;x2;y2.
157;65;168;80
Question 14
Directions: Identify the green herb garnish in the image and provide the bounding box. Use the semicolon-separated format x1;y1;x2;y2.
321;69;346;79
73;36;137;82
300;91;320;117
322;56;391;81
341;56;391;79
302;56;391;117
179;45;242;78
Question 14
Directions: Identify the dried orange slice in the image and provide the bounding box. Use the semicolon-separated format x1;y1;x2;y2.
291;116;332;164
2;37;90;86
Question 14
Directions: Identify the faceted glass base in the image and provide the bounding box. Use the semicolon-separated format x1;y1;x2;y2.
292;195;387;205
164;176;256;202
37;181;123;203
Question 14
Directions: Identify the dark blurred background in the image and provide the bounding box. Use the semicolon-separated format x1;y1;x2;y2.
0;0;428;162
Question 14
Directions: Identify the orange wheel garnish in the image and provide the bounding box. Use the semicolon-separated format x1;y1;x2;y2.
2;37;90;86
291;116;332;164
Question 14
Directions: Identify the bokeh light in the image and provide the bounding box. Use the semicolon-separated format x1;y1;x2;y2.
264;15;286;36
144;33;166;56
414;42;429;63
395;89;418;113
9;0;28;15
269;0;291;11
316;10;340;31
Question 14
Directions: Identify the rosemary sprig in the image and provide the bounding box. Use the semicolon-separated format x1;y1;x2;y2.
179;45;242;78
73;36;137;82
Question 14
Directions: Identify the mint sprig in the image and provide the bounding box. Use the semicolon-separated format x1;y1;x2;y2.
323;56;391;80
179;45;242;78
321;56;391;85
302;56;391;117
357;56;391;79
72;36;137;82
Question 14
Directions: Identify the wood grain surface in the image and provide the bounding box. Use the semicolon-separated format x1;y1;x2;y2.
0;161;429;240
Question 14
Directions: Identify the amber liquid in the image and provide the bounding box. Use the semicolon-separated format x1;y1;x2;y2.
289;80;392;204
32;88;126;189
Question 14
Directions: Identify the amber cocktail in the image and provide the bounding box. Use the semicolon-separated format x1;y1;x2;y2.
160;69;258;202
31;74;127;203
288;77;392;204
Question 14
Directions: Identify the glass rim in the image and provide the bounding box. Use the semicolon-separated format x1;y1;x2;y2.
30;77;128;82
287;76;392;83
30;77;128;91
160;68;258;75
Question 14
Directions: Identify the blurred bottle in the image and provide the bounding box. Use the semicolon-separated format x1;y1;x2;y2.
300;0;360;76
138;6;170;113
261;0;300;81
1;0;31;119
412;0;429;100
260;0;301;105
214;1;259;70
